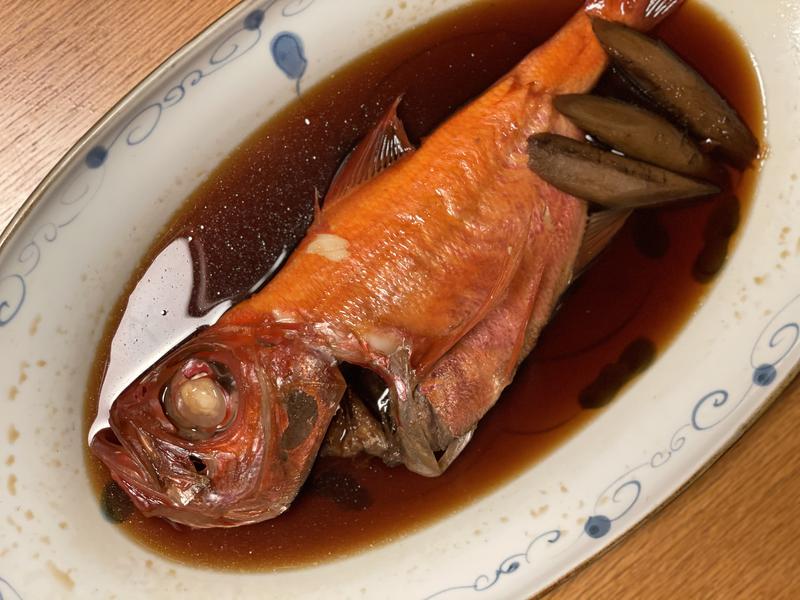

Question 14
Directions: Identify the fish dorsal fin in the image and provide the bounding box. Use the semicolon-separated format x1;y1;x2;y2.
325;97;415;207
574;209;632;275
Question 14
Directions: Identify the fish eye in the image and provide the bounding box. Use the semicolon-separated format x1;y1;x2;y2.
162;358;234;440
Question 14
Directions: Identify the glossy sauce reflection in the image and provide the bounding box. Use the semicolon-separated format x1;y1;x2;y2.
84;0;763;570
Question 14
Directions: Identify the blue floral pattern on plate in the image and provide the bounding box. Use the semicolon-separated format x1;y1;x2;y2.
423;531;562;600
424;293;800;598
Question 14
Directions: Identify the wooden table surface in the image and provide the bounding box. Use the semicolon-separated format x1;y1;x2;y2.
1;1;798;598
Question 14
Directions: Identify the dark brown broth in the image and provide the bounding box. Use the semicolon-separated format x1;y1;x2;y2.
84;0;763;570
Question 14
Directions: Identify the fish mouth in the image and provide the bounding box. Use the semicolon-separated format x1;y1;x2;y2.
89;323;347;528
91;429;160;492
90;427;211;515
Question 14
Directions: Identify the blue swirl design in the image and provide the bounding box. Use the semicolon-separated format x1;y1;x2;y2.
423;531;562;600
425;293;800;598
0;275;25;326
0;576;23;600
271;32;307;95
0;0;316;328
282;0;316;17
583;295;800;541
0;166;105;326
583;478;642;539
97;8;268;161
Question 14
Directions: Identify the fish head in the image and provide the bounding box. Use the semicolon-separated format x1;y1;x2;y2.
90;324;345;528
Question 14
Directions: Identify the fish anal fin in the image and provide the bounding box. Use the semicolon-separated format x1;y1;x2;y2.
574;208;632;275
324;97;415;207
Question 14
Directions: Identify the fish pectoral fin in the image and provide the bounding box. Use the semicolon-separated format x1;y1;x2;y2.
435;429;474;473
399;248;547;476
574;208;632;275
393;382;448;477
324;96;415;206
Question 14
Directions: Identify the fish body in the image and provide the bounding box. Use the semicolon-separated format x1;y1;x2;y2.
92;0;684;528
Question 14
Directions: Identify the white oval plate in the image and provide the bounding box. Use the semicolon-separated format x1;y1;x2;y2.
1;0;798;598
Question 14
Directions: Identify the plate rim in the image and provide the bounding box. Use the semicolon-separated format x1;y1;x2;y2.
0;0;794;597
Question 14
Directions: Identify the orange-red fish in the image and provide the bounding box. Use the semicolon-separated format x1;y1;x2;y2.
92;0;684;528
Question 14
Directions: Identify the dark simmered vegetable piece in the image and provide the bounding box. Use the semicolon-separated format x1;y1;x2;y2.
554;94;717;180
528;133;719;208
591;18;759;169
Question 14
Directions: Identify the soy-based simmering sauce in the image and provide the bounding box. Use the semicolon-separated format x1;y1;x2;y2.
84;0;763;570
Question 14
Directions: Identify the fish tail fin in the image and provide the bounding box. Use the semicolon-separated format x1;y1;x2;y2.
507;0;682;92
585;0;685;30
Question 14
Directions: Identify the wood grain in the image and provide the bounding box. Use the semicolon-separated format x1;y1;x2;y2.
0;1;797;598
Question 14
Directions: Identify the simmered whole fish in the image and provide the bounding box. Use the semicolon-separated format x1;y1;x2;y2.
91;0;685;528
